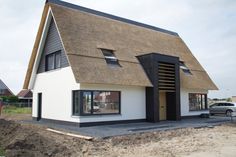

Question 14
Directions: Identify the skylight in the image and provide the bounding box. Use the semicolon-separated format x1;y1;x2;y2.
101;49;120;67
180;61;192;75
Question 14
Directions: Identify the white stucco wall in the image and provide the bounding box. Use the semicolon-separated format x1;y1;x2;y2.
32;66;209;122
78;84;146;123
180;88;209;116
32;67;80;122
32;67;146;123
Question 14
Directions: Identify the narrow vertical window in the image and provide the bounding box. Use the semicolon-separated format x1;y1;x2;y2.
82;92;92;114
45;51;61;71
72;91;80;115
55;52;61;69
46;53;54;71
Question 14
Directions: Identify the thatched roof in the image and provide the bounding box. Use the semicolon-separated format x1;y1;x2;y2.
23;0;218;90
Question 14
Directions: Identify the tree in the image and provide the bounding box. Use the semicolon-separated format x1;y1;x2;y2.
226;98;232;102
0;96;19;103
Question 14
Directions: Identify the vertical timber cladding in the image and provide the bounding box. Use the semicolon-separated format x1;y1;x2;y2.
137;53;181;122
158;62;175;91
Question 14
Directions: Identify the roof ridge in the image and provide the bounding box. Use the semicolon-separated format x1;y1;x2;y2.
46;0;179;36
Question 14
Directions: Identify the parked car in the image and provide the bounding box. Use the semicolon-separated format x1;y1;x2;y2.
209;102;236;116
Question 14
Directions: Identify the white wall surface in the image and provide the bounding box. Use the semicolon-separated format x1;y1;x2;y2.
32;67;209;123
32;67;80;122
32;68;146;123
181;88;209;116
78;84;146;123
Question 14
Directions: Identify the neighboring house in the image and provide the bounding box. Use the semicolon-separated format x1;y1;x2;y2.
23;0;218;126
0;79;14;97
17;89;33;107
232;96;236;102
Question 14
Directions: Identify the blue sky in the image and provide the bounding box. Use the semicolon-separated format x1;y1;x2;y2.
0;0;235;98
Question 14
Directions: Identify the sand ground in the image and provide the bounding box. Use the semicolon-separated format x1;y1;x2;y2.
0;114;236;157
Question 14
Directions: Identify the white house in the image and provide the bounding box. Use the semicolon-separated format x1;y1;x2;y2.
23;0;218;126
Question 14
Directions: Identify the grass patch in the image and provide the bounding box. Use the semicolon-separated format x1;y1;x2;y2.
2;105;31;114
0;146;5;156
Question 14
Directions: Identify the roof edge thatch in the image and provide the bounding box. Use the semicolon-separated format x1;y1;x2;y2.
23;4;49;89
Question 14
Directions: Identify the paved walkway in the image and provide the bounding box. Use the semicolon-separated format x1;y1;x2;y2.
22;116;234;138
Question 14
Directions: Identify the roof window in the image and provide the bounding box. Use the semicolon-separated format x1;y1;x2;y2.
180;61;192;75
101;49;120;67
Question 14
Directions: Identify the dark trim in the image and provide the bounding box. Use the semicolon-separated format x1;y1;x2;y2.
181;115;201;119
72;90;121;116
181;114;209;119
137;53;181;122
46;0;178;36
37;93;42;121
79;119;146;127
32;117;146;127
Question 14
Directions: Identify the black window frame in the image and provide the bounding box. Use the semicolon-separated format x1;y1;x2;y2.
101;49;121;67
72;90;121;116
45;50;61;71
189;93;208;111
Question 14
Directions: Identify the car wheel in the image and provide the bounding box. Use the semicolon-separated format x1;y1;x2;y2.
226;110;232;117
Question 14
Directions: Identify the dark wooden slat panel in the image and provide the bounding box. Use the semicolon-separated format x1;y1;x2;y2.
159;63;175;67
159;73;175;77
159;89;176;92
158;66;175;71
159;80;175;83
158;69;175;74
158;76;175;80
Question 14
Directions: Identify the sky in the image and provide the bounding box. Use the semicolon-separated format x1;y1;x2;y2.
0;0;235;98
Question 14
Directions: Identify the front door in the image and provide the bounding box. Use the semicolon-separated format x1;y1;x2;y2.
159;92;167;120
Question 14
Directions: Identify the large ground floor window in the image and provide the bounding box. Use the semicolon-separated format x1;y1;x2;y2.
72;90;120;116
189;93;207;111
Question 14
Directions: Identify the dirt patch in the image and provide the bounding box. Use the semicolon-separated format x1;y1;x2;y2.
0;118;236;157
0;119;71;157
1;113;31;121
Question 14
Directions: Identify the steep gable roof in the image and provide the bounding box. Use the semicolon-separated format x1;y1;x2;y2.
24;0;218;90
0;79;14;95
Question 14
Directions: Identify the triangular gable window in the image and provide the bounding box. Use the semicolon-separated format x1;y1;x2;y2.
101;49;121;67
180;61;192;75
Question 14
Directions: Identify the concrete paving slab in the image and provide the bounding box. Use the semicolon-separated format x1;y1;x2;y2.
21;116;234;138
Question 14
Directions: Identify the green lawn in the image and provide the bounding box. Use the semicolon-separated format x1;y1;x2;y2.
0;146;5;156
2;106;32;114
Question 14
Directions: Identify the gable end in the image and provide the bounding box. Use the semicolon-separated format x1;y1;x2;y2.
37;18;69;73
